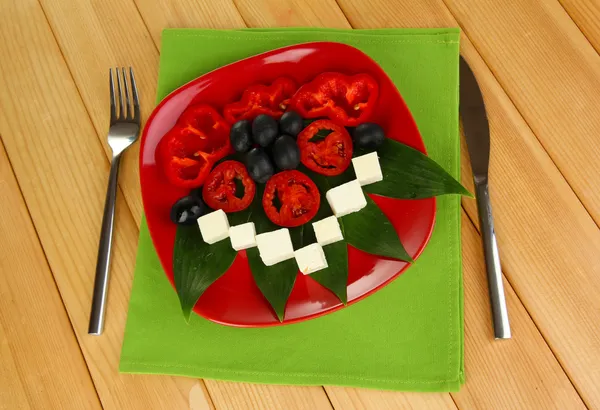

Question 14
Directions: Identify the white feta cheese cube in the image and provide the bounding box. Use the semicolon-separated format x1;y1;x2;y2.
295;243;328;275
197;209;230;244
229;222;256;251
255;228;295;266
312;216;344;246
325;180;367;217
352;152;383;186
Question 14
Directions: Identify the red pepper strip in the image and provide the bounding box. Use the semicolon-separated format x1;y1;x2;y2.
262;170;320;228
289;72;378;127
161;104;231;188
202;160;256;213
223;77;298;124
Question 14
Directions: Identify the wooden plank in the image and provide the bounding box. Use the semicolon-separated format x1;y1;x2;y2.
39;0;334;407
204;381;333;409
0;321;31;409
559;0;600;53
0;1;207;409
333;0;600;406
325;388;456;410
456;214;585;409
38;0;161;225
135;0;246;46
0;143;101;409
233;0;350;27
442;0;600;225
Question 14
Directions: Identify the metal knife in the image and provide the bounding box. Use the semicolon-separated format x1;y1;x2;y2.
459;56;511;339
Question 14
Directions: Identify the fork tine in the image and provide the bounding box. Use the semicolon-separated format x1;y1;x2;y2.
129;67;140;121
115;67;125;119
121;67;131;119
109;69;116;122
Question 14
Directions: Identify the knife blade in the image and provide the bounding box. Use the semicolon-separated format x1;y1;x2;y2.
459;56;511;340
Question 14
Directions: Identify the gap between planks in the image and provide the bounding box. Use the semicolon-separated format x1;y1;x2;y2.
459;201;585;403
0;135;104;409
556;0;600;55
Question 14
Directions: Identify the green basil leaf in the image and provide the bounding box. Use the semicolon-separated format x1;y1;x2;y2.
246;247;298;322
173;224;238;321
309;241;349;304
362;139;472;199
342;194;413;262
289;224;310;250
309;128;333;142
228;208;253;226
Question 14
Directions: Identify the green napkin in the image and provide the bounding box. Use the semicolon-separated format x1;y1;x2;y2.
120;28;464;392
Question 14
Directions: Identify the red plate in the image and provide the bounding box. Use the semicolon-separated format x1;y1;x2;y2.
140;42;435;327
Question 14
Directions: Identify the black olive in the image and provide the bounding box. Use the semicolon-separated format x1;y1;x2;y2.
252;114;278;147
352;123;385;149
279;111;303;137
245;147;274;183
272;135;300;170
170;195;205;225
230;120;252;152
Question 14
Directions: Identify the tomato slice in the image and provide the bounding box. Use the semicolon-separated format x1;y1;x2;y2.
297;119;353;176
202;161;256;213
160;104;231;188
262;170;320;227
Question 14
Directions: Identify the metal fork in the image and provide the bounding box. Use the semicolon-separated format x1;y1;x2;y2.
88;67;140;335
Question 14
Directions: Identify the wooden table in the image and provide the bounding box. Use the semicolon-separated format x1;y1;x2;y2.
1;0;600;408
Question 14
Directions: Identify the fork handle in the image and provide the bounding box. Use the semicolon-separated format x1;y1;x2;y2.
88;154;121;335
475;180;511;339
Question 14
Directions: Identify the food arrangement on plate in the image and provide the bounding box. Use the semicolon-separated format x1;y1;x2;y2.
140;42;470;326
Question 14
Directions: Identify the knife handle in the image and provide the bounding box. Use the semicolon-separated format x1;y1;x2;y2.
475;180;511;339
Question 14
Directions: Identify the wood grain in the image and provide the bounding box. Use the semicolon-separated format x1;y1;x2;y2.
0;142;101;410
204;381;333;409
456;214;585;409
233;0;350;27
135;0;245;46
39;0;160;225
559;0;600;53
0;1;206;408
331;0;600;406
443;0;600;225
325;388;457;410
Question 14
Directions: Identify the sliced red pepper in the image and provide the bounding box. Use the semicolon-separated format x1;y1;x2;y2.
202;161;256;212
262;170;320;227
161;104;231;188
223;77;298;124
290;72;378;126
297;119;353;176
